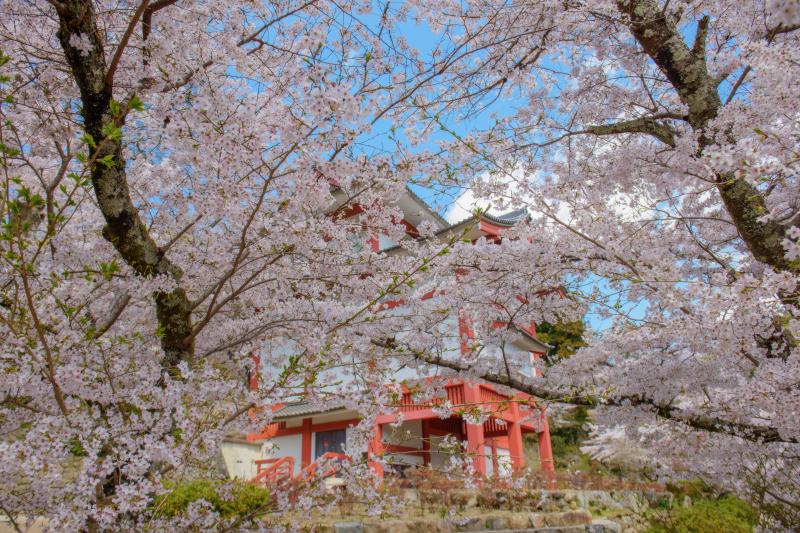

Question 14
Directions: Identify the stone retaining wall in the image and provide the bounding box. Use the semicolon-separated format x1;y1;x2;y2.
313;489;672;533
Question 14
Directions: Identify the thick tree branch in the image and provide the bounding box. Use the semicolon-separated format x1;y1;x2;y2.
618;0;721;128
421;353;799;445
142;0;178;41
691;15;710;58
618;0;796;275
105;0;150;87
585;114;678;147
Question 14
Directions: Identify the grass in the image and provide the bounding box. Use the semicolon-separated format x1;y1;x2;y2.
644;495;757;533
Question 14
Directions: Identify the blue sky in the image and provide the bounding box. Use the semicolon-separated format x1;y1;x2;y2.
373;14;654;334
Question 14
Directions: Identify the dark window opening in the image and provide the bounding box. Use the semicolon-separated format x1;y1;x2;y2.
314;429;346;459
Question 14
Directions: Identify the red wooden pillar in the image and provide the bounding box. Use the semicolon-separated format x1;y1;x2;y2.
368;234;380;252
458;313;475;355
421;420;431;466
538;412;555;486
507;396;526;471
301;418;313;468
369;423;384;477
249;354;260;390
463;384;486;475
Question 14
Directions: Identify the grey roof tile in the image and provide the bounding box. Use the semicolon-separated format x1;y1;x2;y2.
272;401;348;420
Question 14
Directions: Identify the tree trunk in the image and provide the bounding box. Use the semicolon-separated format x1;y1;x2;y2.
54;0;194;366
618;0;796;274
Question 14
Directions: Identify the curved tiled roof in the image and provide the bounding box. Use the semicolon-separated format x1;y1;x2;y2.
482;208;529;225
272;401;347;420
403;185;450;228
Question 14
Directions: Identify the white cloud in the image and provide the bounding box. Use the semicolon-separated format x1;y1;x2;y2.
444;166;538;223
444;187;491;223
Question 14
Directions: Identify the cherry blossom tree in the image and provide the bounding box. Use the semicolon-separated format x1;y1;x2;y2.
397;0;800;527
0;0;799;530
0;0;464;529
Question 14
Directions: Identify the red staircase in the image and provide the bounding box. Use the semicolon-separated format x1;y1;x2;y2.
251;452;383;486
300;452;348;481
252;456;295;486
250;453;347;486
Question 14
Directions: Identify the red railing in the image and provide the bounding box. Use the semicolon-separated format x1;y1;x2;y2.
252;456;295;486
300;452;349;481
445;383;465;405
479;385;509;405
251;452;385;486
399;383;467;412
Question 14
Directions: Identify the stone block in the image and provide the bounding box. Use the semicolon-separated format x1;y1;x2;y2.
529;510;592;528
558;510;592;526
586;519;622;533
409;518;447;533
362;520;410;533
334;522;363;533
451;516;484;531
507;513;530;529
532;526;586;533
449;489;479;508
485;515;510;529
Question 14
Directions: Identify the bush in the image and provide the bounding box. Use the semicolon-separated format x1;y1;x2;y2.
548;405;590;470
152;479;270;520
645;495;757;533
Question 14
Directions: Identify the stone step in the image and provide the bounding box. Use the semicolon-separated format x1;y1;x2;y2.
335;525;619;533
468;521;621;533
466;526;586;533
332;512;623;533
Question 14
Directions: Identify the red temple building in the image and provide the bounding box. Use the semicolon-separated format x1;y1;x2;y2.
220;188;556;485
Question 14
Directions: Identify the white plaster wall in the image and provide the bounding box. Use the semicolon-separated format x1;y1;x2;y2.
428;434;458;470
485;446;512;477
378;234;397;250
220;441;262;481
383;420;424;467
383;420;423;449
389;453;424;466
261;434;303;476
496;447;512;477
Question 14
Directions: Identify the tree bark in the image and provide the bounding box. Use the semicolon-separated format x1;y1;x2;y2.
54;0;194;367
617;0;796;274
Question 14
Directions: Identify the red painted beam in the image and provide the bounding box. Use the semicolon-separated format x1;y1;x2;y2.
301;418;312;468
382;443;422;454
421;419;431;465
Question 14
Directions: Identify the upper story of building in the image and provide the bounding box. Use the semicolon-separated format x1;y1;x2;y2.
250;186;553;396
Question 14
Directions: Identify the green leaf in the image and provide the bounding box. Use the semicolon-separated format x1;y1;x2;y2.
100;260;120;281
129;94;145;112
80;133;96;149
101;122;122;141
98;154;116;169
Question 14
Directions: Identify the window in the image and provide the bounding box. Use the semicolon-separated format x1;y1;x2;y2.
314;429;346;459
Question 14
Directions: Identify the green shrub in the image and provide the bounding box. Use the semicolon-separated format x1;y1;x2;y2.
152;479;270;520
645;495;757;533
549;406;591;470
664;479;714;499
